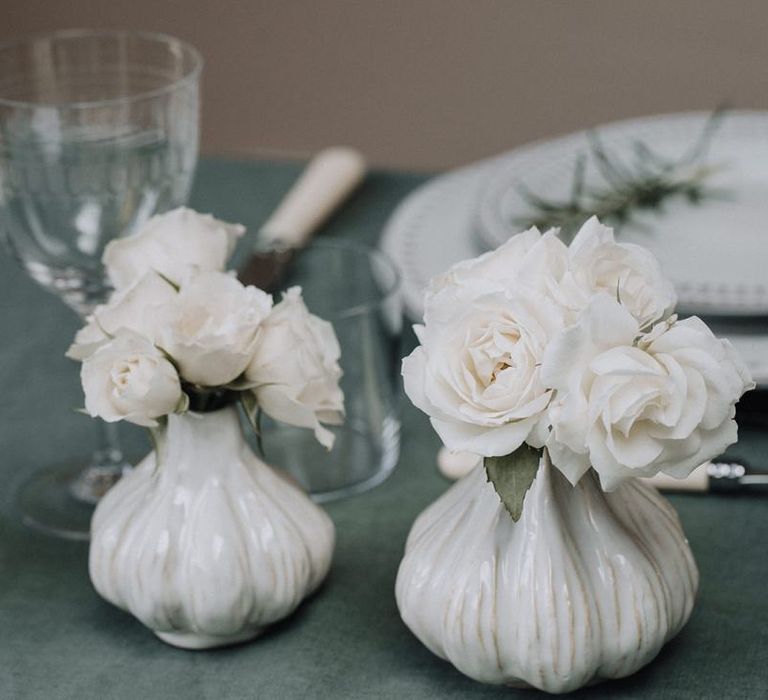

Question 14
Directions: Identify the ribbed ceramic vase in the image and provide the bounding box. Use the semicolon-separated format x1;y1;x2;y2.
395;452;698;693
89;405;334;649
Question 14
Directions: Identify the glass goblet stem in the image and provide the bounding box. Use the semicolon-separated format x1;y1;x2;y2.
68;421;129;504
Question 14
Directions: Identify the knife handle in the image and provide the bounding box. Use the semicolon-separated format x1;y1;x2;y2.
642;464;710;492
257;146;366;250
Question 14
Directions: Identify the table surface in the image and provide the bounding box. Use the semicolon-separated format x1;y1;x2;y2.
1;158;766;700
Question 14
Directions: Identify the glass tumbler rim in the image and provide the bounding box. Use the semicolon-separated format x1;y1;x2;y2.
0;28;203;110
292;239;402;322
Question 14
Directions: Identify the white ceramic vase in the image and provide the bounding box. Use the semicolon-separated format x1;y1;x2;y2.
89;405;335;650
396;452;698;693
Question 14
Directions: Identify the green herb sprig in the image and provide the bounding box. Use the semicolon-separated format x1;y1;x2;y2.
513;110;728;240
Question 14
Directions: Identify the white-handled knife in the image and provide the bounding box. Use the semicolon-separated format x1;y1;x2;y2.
239;146;366;291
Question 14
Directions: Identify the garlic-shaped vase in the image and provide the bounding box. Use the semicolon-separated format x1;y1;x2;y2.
89;405;334;649
396;453;698;693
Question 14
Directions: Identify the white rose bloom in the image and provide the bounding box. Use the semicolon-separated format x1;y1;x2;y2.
245;287;344;449
429;226;570;301
402;283;564;457
66;272;177;360
541;294;754;490
67;319;111;363
158;270;272;386
103;208;245;289
560;217;677;327
82;331;183;427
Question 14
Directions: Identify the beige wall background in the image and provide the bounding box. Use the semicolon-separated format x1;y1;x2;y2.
4;1;768;170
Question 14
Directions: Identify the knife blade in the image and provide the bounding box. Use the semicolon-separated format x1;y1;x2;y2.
239;146;366;292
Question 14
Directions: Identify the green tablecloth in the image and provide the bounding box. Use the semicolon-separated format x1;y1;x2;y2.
1;158;766;699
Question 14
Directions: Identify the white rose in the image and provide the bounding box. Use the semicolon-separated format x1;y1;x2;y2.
429;226;570;301
559;217;677;327
541;294;754;490
402;283;564;457
66;272;177;360
82;331;183;427
103;207;245;289
245;287;344;449
158;270;272;386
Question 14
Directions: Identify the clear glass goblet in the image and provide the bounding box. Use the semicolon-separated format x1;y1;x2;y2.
0;29;202;539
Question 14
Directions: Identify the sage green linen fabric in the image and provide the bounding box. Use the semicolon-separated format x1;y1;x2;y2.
0;159;766;699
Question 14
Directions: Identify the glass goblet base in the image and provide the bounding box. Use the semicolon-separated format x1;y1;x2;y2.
17;457;130;542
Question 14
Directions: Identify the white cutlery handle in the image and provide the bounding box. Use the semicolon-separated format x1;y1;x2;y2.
437;447;481;480
258;146;366;249
642;464;709;492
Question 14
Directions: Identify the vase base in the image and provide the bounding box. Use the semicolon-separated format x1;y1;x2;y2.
155;626;265;650
503;677;600;691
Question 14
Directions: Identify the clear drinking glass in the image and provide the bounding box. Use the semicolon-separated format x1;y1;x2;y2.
0;29;202;539
258;241;402;501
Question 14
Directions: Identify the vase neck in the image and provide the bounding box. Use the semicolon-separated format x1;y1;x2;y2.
154;405;245;475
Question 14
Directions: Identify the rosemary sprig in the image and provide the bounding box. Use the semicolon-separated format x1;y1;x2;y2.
513;110;728;239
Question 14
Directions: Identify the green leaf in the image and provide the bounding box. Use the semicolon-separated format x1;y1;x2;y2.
240;392;259;431
175;392;190;414
484;444;542;522
240;392;264;456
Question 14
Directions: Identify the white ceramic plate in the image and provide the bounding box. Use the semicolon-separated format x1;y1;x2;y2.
379;111;768;386
380;160;494;321
477;111;768;316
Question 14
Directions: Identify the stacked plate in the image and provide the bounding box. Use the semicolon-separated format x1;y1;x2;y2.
381;111;768;387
